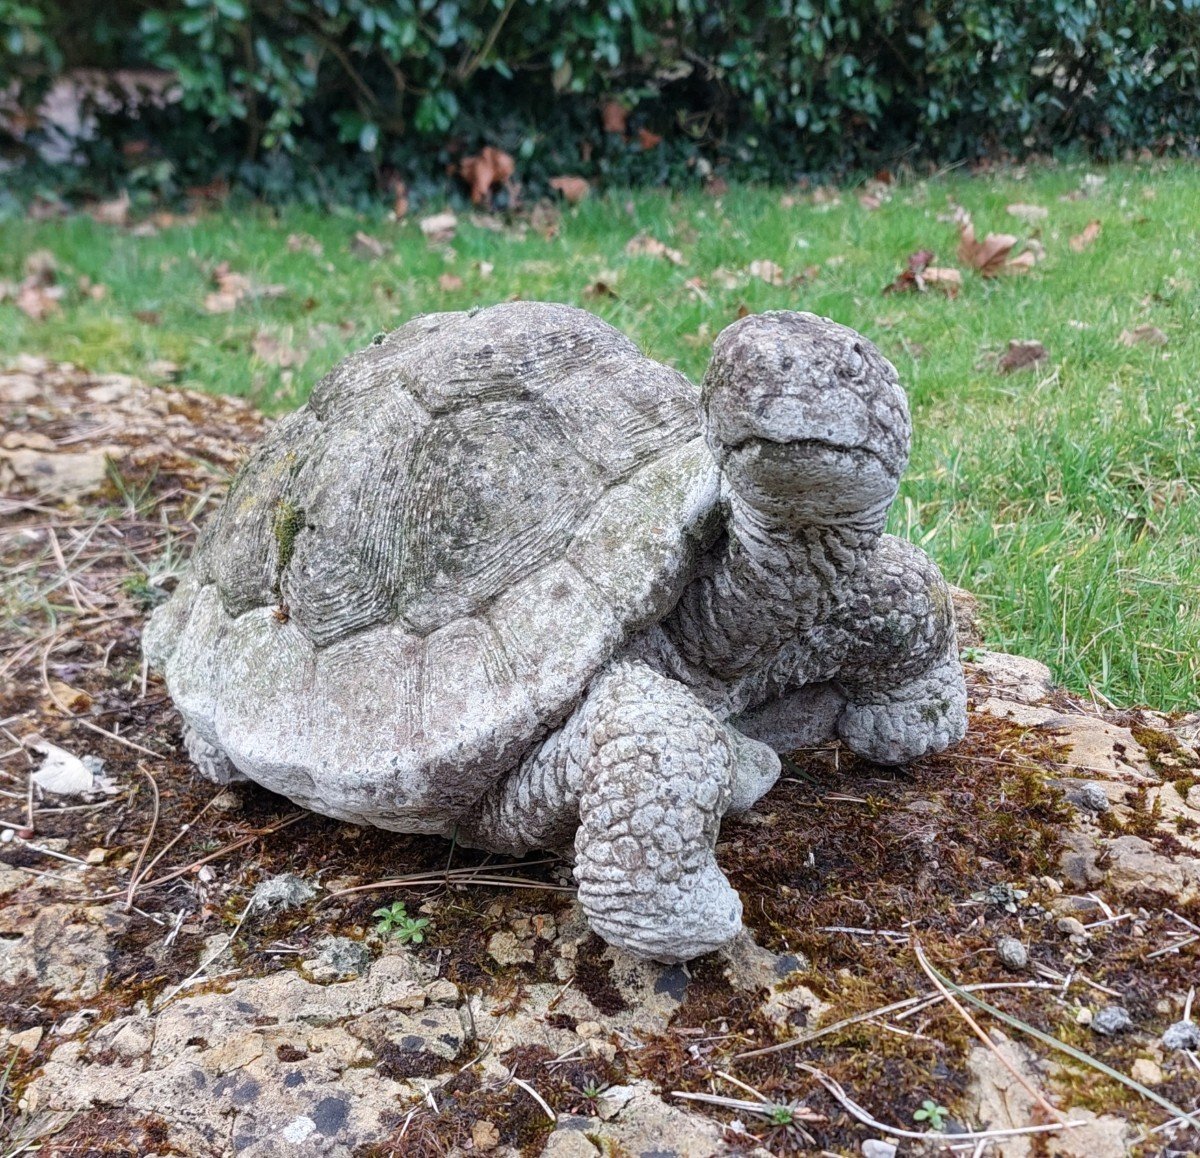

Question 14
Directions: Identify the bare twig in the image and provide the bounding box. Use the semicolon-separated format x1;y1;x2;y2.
510;1075;557;1123
914;941;1065;1122
916;948;1200;1131
735;981;1056;1060
124;765;161;911
796;1062;1084;1143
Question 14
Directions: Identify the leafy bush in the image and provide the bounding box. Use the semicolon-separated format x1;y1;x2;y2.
5;0;1199;201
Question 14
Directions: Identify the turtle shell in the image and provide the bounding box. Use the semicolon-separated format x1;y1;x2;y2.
146;302;718;831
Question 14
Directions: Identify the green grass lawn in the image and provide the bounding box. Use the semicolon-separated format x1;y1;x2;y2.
2;161;1198;710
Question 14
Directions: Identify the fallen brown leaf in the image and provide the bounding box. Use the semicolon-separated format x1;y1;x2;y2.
997;339;1048;374
438;273;464;292
251;332;299;367
958;223;1018;275
419;211;458;243
704;176;729;196
584;279;619;299
922;267;963;295
77;276;107;301
24;250;58;284
1070;220;1102;252
1119;324;1168;347
286;233;324;257
15;282;64;321
458;146;515;207
186;176;230;203
204;262;284;314
89;190;131;227
637;127;663;150
350;231;387;260
530;201;560;240
1006;203;1049;224
736;303;750;319
748;259;784;286
601;100;628;134
625;234;684;265
883;249;933;294
549;176;590;204
957;217;1036;277
391;178;409;220
133;310;161;325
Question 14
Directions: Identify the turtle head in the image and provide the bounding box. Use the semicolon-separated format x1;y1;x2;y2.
702;311;910;529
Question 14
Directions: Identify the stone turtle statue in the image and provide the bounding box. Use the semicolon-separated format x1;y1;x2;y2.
145;302;966;962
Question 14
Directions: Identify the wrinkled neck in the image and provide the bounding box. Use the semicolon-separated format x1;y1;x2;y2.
640;488;885;710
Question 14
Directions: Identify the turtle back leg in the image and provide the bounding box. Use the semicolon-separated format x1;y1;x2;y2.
460;660;780;961
833;534;967;764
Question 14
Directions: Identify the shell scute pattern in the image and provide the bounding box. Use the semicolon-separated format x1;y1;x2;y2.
153;302;714;827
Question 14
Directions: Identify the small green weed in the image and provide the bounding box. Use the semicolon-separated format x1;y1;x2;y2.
372;900;430;944
913;1099;950;1130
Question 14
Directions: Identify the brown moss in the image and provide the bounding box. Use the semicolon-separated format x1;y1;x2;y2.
572;934;628;1015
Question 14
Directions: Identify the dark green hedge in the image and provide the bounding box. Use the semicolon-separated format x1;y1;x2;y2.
5;0;1199;202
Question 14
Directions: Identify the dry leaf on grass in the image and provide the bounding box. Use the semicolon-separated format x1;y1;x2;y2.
391;178;409;220
584;279;619;299
458;146;515;206
637;127;663;150
1070;220;1102;252
705;176;729;196
204;262;285;314
438;273;464;291
530;201;560;240
857;179;890;211
884;250;961;297
549;175;590;204
997;339;1048;374
251;332;299;367
748;259;784;285
1;249;65;320
957;217;1036;277
419;211;458;243
1119;324;1168;347
350;231;387;260
77;276;107;301
286;233;324;257
625;234;684;265
89;190;131;227
684;276;710;303
1006;203;1049;224
601;100;628;134
922;267;963;293
14;281;65;320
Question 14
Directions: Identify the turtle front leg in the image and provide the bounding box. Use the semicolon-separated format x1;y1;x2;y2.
573;661;779;961
833;534;967;764
461;660;779;962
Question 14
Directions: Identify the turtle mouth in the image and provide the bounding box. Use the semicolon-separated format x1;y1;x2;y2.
726;434;886;469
